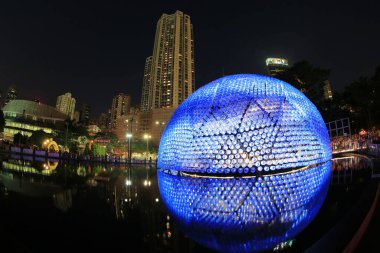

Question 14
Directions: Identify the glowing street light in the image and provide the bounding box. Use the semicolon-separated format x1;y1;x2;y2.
155;121;165;126
125;179;132;186
155;121;166;141
126;133;133;164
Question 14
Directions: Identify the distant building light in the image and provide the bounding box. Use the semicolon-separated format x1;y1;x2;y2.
265;58;289;67
266;58;289;77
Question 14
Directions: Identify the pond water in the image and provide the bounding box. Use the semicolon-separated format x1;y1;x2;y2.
0;153;375;253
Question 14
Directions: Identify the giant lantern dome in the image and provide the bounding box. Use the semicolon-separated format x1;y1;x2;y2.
157;74;332;252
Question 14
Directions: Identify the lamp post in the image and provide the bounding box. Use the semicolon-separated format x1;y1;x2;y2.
64;121;69;152
126;133;132;164
143;134;151;160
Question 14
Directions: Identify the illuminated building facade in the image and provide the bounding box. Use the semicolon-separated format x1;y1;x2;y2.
151;10;194;109
157;74;331;252
110;93;131;129
56;92;76;120
140;56;153;137
113;108;139;142
2;100;67;141
266;58;289;76
142;11;195;143
98;112;108;130
323;80;333;100
141;56;153;113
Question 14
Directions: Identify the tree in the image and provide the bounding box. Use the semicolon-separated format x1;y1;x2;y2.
94;131;119;153
13;132;28;146
29;130;52;148
0;110;5;133
276;61;331;106
318;92;350;123
343;66;380;129
53;120;89;149
91;144;106;156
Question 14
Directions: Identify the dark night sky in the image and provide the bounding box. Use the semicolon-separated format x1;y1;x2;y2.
0;0;379;117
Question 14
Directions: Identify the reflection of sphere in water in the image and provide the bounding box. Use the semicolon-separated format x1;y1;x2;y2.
157;74;332;252
158;161;330;252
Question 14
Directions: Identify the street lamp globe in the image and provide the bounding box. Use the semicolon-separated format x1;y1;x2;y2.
126;133;133;163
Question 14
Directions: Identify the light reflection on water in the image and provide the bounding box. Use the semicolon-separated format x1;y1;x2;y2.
0;154;374;253
0;155;181;253
157;162;332;253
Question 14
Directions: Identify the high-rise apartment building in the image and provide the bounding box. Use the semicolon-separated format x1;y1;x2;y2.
141;56;153;112
98;112;107;130
114;107;140;142
99;109;112;130
110;93;131;129
80;103;91;125
150;10;195;109
323;80;333;100
266;58;289;76
140;56;153;135
56;92;76;120
141;10;195;142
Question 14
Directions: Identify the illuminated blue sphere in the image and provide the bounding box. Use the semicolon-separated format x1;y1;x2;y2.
157;74;332;252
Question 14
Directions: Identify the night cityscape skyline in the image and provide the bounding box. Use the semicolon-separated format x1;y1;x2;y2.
1;1;379;117
1;2;380;252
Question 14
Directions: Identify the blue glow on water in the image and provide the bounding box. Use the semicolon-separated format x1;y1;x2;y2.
158;161;331;252
157;74;332;252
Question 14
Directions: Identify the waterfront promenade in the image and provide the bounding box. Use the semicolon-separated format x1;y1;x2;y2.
0;144;156;165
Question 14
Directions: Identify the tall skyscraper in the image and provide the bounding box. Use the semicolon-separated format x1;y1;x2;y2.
150;10;195;109
4;85;18;107
141;10;195;142
110;93;131;129
99;109;112;130
266;58;289;76
98;112;107;130
140;56;153;136
56;92;76;120
80;103;91;125
141;56;153;112
323;80;333;100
